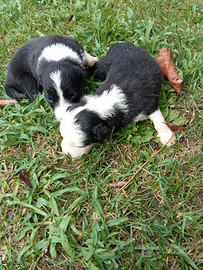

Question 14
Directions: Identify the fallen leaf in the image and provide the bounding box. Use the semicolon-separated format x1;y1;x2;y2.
19;171;33;190
156;48;183;94
165;122;186;132
0;99;20;106
68;15;73;21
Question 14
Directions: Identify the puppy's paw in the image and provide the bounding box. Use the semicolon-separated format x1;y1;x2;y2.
88;56;99;67
158;126;176;146
83;51;98;67
149;109;176;147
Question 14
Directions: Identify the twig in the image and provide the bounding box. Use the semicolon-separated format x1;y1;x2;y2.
169;36;176;50
0;126;9;134
117;133;175;192
85;181;127;191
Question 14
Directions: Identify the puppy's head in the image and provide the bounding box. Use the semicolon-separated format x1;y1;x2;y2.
40;61;84;121
60;107;111;158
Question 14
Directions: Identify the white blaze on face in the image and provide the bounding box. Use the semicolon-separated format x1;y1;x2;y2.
36;43;83;122
60;106;93;158
60;84;129;158
61;139;93;158
50;70;71;121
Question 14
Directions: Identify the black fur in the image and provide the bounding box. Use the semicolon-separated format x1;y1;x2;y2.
5;35;85;106
60;42;176;158
75;109;112;144
73;42;163;143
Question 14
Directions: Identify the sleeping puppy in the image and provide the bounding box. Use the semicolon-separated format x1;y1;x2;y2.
5;35;98;121
60;42;176;158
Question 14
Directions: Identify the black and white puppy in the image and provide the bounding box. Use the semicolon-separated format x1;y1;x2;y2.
5;35;98;121
60;42;176;158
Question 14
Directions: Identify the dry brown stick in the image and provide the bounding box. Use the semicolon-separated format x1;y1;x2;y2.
107;182;127;188
86;181;127;191
117;133;175;192
169;36;176;49
0;126;9;134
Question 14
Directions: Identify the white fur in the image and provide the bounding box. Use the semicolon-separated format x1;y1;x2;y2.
36;45;98;122
60;106;90;157
149;108;176;146
37;43;83;69
60;107;87;145
83;51;98;67
50;70;71;121
61;139;93;158
60;92;176;158
60;106;176;158
133;113;148;123
60;84;128;157
84;84;128;119
61;84;128;123
50;70;61;94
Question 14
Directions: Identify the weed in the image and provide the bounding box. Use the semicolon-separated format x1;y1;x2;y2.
0;0;203;269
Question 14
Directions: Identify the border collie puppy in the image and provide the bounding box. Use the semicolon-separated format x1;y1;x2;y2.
5;35;98;121
60;42;176;158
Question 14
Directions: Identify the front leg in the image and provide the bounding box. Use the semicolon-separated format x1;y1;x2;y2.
83;51;98;67
149;108;176;146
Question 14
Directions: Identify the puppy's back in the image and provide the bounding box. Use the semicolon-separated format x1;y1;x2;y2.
93;42;163;120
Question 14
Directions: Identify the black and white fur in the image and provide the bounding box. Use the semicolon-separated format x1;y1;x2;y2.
60;42;176;158
5;35;98;121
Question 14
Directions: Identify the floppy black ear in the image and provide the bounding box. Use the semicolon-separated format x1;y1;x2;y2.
93;123;111;142
75;66;85;79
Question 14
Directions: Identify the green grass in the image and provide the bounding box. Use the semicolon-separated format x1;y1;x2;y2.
0;0;203;269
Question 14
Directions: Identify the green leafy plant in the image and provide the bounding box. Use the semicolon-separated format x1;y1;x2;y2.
0;0;203;269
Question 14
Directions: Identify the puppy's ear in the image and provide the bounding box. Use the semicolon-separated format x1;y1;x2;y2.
93;123;111;142
75;66;85;79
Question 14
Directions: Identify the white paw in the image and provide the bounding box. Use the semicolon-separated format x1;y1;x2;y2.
158;127;176;146
149;108;176;147
87;56;98;67
83;51;98;67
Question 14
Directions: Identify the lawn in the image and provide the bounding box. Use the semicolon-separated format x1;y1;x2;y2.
0;0;203;269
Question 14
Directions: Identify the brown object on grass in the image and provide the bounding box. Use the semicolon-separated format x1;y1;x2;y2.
165;122;186;132
86;182;127;191
19;171;33;190
0;99;20;106
156;48;183;94
68;15;74;21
